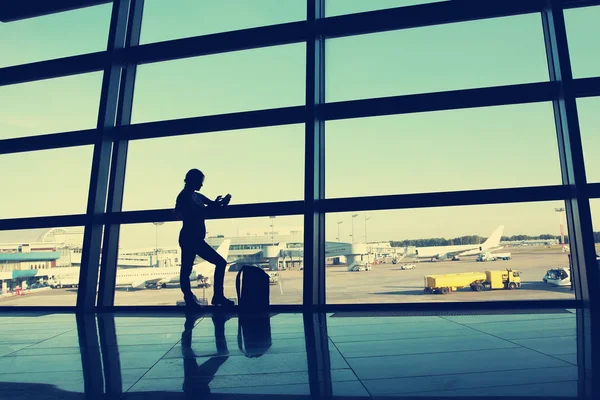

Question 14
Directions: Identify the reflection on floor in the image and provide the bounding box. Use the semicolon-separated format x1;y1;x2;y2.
0;309;587;399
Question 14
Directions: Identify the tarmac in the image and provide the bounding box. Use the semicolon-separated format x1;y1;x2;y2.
0;246;575;306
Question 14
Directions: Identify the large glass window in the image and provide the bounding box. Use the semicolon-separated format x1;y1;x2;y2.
326;14;548;102
325;202;573;304
1;1;598;310
577;97;600;183
140;0;306;45
131;44;305;123
114;215;304;306
326;0;448;17
0;73;103;140
122;124;304;210
589;199;600;257
326;102;561;198
0;147;93;219
0;227;85;306
0;4;111;68
565;6;600;79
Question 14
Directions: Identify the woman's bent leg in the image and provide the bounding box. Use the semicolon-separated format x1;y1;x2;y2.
196;241;231;305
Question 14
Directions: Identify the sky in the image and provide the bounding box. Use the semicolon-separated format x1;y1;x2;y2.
0;1;599;248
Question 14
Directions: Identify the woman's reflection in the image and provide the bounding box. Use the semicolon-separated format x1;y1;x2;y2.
181;314;229;396
181;313;272;396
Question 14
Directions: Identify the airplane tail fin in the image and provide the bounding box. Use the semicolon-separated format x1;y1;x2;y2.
193;239;231;277
216;239;231;262
482;225;504;250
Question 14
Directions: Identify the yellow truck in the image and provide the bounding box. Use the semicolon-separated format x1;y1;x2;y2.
424;272;487;294
470;270;522;292
424;269;521;294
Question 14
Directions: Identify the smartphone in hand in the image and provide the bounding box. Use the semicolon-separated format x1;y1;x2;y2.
222;194;232;206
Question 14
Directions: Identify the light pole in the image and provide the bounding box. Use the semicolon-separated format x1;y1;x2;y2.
364;215;371;263
555;207;566;250
152;222;164;267
337;221;343;242
351;213;359;244
269;216;276;245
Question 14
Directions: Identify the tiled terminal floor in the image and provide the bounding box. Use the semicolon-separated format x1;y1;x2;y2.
0;310;587;399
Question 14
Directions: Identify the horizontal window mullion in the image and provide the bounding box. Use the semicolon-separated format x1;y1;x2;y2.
117;106;306;140
0;0;110;22
320;185;570;213
0;52;107;87
120;21;308;65
561;0;600;9
319;82;559;121
109;201;305;224
588;183;600;198
0;130;97;155
0;214;88;231
573;77;600;98
318;0;546;39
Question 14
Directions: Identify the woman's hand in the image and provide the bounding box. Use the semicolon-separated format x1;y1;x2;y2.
221;194;232;206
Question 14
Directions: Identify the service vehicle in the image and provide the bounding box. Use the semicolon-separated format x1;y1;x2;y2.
476;252;496;262
470;269;521;291
493;252;512;260
424;269;521;294
543;267;570;286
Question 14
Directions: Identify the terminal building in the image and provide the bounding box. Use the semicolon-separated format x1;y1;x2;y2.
0;228;82;293
0;226;407;293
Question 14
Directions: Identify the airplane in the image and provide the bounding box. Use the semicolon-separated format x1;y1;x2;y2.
409;226;504;261
48;240;231;290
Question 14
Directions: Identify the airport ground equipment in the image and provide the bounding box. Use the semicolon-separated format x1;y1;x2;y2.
492;252;512;260
470;269;521;291
476;252;496;262
424;270;521;294
399;264;416;270
477;252;511;261
348;261;372;271
267;272;279;285
424;272;487;294
543;267;570;286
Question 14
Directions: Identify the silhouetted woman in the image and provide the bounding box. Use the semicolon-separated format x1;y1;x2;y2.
175;168;232;309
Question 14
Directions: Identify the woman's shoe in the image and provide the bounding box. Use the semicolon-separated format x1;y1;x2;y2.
184;295;205;311
211;295;235;307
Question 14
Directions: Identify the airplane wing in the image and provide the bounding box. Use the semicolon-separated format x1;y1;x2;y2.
131;280;150;289
129;277;166;289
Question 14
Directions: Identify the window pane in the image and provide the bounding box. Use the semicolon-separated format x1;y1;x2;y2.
326;102;561;198
132;44;305;123
326;0;447;17
0;73;103;139
140;0;306;45
590;199;600;257
326;14;548;102
578;97;600;183
0;4;111;68
0;147;93;219
325;202;574;304
0;227;84;307
114;216;304;306
122;125;304;210
565;6;600;79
